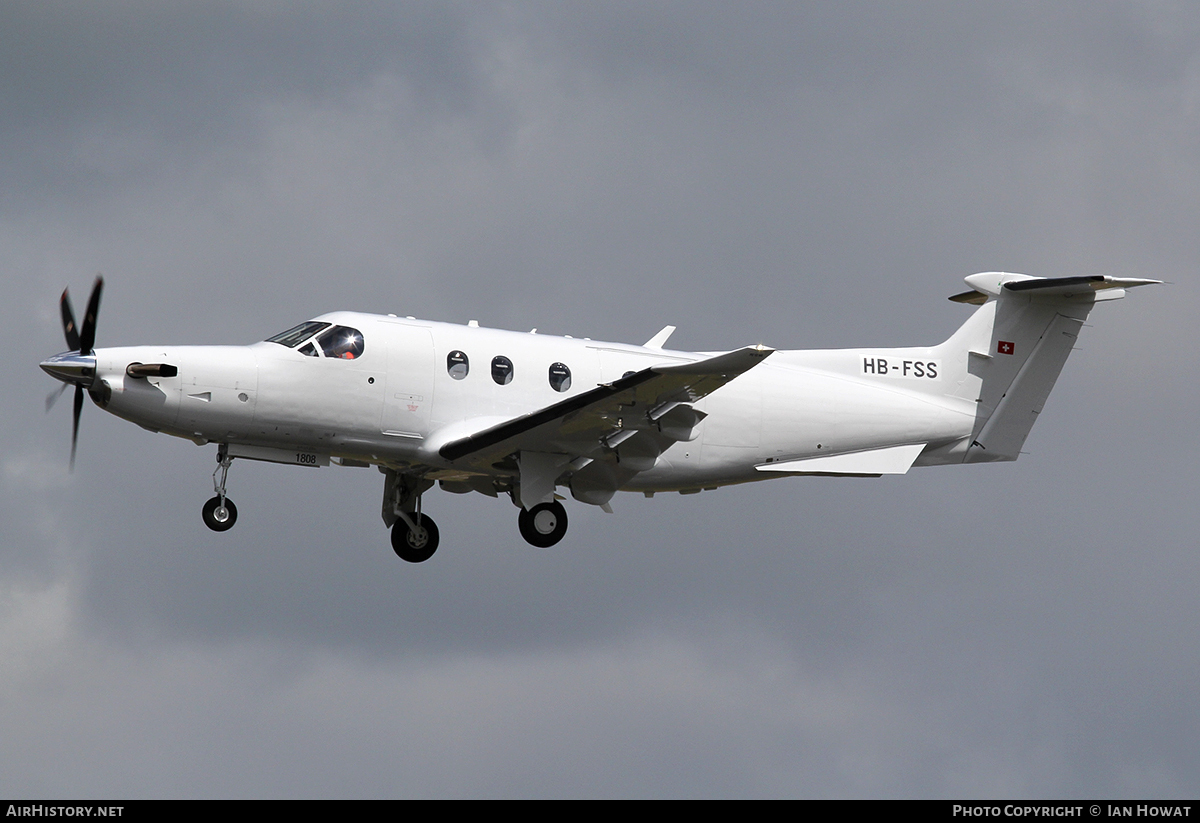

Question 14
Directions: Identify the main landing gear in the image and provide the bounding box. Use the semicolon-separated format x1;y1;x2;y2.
380;470;571;561
382;469;440;563
203;446;238;532
518;500;568;548
387;498;568;560
391;512;439;563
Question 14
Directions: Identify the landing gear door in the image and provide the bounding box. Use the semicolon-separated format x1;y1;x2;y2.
380;322;435;439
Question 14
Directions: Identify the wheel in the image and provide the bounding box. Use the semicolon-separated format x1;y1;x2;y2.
518;501;568;548
202;496;238;532
391;513;439;563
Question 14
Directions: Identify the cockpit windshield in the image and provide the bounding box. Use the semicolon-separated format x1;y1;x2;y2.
267;322;331;348
266;321;364;359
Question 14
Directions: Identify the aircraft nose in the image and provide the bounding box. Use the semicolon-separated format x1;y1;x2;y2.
40;352;97;387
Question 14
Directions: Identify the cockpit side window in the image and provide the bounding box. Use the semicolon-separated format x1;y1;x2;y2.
317;326;365;360
267;321;332;348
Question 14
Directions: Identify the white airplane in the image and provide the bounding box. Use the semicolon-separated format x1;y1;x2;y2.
41;272;1158;562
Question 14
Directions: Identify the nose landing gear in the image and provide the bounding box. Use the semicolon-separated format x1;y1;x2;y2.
203;446;238;532
202;495;238;531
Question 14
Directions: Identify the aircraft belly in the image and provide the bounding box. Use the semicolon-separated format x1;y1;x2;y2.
623;448;759;491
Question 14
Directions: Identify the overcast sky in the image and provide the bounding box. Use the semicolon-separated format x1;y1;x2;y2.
2;1;1196;798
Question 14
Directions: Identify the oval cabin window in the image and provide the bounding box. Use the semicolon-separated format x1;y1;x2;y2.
492;356;514;385
548;362;571;392
447;351;469;380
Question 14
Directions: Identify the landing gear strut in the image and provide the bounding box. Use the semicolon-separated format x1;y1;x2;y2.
203;445;238;532
518;500;568;548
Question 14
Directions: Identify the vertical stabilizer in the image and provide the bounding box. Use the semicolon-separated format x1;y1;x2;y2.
921;272;1159;464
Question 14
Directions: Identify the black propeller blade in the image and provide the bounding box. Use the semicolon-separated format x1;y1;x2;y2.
71;385;84;471
45;383;68;413
79;275;103;355
60;288;80;352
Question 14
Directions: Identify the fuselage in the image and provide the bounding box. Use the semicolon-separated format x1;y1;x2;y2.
41;272;1157;558
82;310;976;492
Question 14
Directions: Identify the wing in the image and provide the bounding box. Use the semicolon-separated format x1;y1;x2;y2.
438;345;774;507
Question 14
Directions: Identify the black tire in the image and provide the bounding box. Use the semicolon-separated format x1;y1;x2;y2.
391;513;439;563
518;501;568;548
202;496;238;532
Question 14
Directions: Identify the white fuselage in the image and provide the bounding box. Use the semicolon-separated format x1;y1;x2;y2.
89;310;977;492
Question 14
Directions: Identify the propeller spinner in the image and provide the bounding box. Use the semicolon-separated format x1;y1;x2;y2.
41;276;103;469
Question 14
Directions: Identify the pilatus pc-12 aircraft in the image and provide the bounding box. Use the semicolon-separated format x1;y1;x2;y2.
41;273;1158;562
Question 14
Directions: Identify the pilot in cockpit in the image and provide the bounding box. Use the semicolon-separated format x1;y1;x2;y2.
318;327;364;360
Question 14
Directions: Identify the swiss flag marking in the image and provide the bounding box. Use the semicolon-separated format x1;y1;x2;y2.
997;340;1015;355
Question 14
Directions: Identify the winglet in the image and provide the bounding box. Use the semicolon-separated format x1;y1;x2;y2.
644;325;676;349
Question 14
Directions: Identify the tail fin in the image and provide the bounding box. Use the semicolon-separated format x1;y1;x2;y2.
924;273;1160;464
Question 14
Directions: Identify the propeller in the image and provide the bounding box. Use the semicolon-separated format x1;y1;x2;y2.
46;276;103;470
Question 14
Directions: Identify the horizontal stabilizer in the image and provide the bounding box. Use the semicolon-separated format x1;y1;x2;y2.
949;290;988;305
959;272;1162;300
1003;275;1163;296
756;443;926;476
